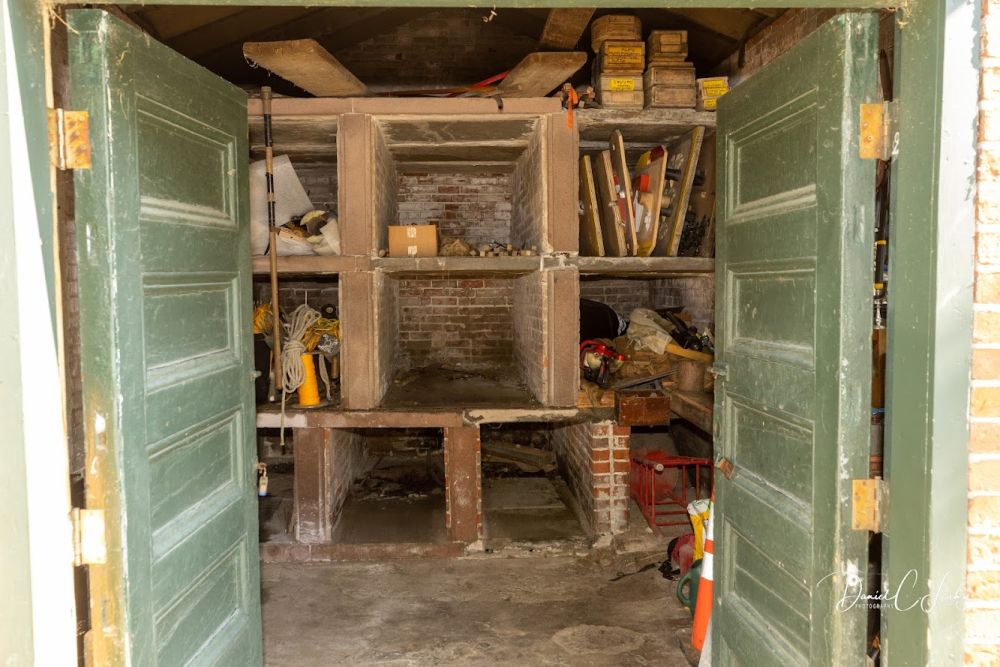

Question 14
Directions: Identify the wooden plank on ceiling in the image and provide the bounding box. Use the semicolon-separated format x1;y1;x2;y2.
497;51;586;97
243;39;369;97
539;9;596;49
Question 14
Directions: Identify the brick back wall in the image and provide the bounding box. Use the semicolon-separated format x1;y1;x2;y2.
552;421;630;536
969;2;1000;662
397;172;513;248
580;279;652;317
513;272;547;403
657;277;714;332
254;280;339;314
511;130;546;251
296;164;338;213
396;277;514;373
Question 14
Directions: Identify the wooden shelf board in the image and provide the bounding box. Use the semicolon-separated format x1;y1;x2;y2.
576;108;716;143
576;256;714;276
374;256;543;275
250;255;367;276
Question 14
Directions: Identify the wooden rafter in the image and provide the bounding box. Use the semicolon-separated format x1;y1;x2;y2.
539;9;595;50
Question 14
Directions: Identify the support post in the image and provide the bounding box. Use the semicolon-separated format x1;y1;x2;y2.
443;426;482;543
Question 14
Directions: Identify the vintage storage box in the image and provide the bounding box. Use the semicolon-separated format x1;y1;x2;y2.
596;40;645;74
644;85;697;109
647;30;689;63
388;224;438;257
591;14;642;53
596;88;644;109
644;64;696;88
696;76;730;111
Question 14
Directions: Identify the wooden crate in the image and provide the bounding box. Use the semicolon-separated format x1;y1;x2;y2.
596;40;645;75
616;388;671;426
647;30;689;62
645;85;696;109
591;14;642;52
644;64;696;88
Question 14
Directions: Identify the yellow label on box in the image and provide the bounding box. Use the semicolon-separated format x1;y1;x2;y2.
608;78;636;91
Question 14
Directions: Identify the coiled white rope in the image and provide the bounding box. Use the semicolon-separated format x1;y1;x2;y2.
279;304;321;449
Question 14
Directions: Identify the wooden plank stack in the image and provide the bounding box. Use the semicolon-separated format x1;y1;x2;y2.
643;30;696;109
591;15;645;109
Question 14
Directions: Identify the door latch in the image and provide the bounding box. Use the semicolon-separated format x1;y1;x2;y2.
48;108;92;170
851;478;888;533
859;101;899;161
710;363;729;379
71;508;107;566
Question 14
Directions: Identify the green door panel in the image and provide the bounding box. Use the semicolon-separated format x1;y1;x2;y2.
714;13;877;665
69;10;261;665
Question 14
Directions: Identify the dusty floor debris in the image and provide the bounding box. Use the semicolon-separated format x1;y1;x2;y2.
262;555;694;666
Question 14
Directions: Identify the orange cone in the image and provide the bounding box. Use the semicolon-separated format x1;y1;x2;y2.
691;498;714;650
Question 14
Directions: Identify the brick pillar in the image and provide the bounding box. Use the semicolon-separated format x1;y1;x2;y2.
590;421;630;535
293;428;333;544
443;426;482;543
969;3;1000;661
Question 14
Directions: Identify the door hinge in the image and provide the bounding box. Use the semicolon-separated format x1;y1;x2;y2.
859;101;899;161
71;508;107;566
851;478;888;533
48;109;92;170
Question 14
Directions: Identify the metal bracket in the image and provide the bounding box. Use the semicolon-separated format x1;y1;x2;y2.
48;109;92;170
851;478;888;533
859;101;899;161
71;508;107;566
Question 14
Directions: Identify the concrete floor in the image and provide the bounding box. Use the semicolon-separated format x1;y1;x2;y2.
262;553;695;666
382;366;540;409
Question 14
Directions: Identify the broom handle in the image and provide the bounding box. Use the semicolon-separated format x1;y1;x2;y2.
263;86;282;399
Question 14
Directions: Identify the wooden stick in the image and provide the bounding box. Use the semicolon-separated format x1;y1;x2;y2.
262;86;282;401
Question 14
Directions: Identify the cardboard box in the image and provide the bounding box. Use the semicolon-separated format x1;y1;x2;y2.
597;40;645;74
388;224;438;257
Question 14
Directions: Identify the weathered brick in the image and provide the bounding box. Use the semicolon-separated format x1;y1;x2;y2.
970;459;1000;492
970;495;1000;527
972;386;1000;417
975;310;1000;344
967;569;1000;600
971;421;1000;453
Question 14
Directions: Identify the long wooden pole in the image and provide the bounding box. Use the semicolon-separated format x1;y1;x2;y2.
262;86;282;401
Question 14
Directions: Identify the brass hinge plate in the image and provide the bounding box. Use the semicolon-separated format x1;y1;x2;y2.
71;508;107;566
852;478;888;533
859;101;898;161
48;109;92;170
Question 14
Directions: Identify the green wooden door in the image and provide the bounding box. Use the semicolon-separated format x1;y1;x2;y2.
713;13;877;665
69;10;262;665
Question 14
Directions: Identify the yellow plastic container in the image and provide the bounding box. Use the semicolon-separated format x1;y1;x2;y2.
297;353;321;407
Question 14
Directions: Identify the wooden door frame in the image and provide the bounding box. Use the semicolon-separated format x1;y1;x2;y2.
0;0;974;664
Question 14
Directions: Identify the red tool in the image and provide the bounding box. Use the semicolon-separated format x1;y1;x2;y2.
580;340;624;388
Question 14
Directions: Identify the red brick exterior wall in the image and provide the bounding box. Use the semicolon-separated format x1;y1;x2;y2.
969;2;1000;662
553;421;630;536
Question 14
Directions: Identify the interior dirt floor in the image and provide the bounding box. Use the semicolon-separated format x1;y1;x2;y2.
381;366;542;409
262;553;696;666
